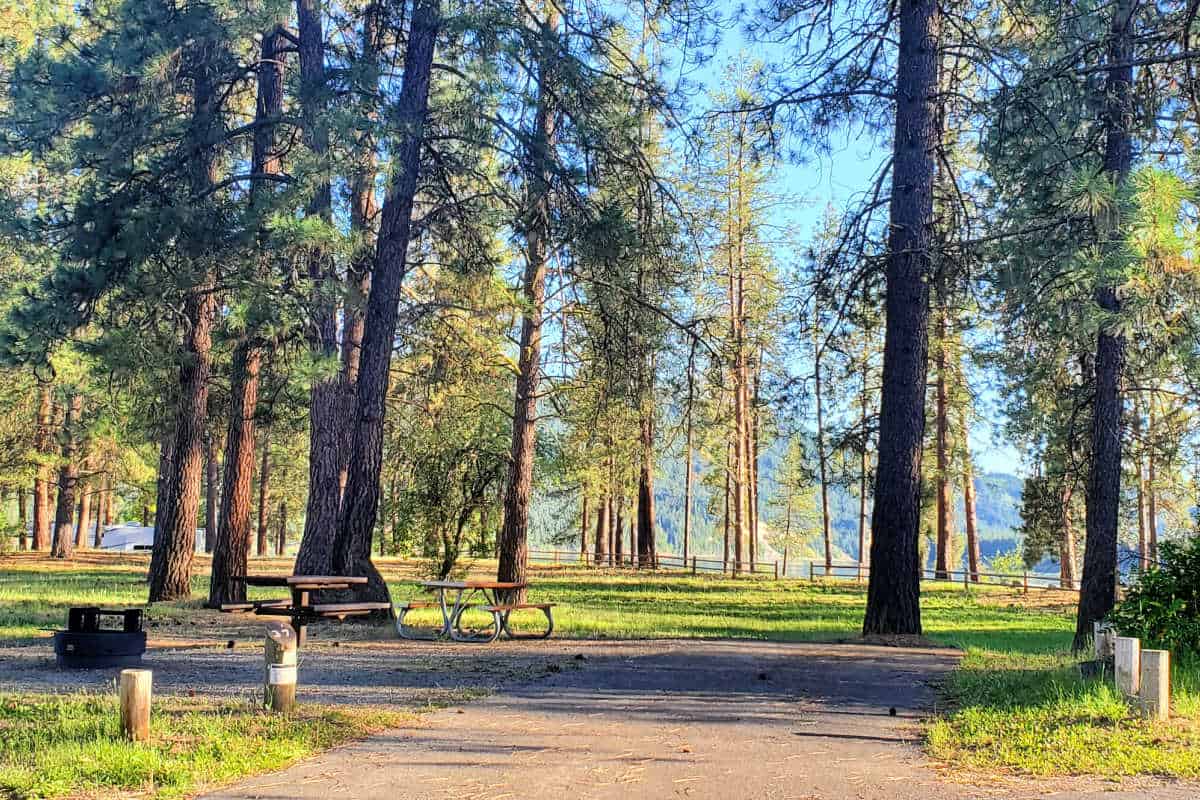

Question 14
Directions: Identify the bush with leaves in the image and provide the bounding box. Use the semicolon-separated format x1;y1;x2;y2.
1108;537;1200;654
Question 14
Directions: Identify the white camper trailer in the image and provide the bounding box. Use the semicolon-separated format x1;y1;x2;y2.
100;524;205;553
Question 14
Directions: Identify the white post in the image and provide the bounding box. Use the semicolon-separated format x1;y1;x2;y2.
1114;636;1141;698
1140;650;1170;721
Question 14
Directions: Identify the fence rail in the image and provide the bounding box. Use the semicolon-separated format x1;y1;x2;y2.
807;561;1080;593
523;550;1079;592
527;549;783;579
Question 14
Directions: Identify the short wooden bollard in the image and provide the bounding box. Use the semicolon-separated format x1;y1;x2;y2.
1114;636;1141;698
1093;621;1115;662
264;621;298;713
119;668;152;742
1140;649;1170;720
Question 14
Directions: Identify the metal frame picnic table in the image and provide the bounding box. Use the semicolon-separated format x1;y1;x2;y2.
406;580;526;642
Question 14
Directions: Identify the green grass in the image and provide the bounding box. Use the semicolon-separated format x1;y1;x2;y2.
385;566;1077;648
0;692;410;799
927;648;1200;779
5;552;1200;784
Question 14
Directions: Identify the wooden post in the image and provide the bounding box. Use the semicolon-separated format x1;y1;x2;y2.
554;550;559;565
1115;636;1141;698
1094;621;1115;661
264;621;298;712
119;669;152;742
809;561;815;583
691;556;697;575
774;561;779;580
963;568;968;590
1023;570;1029;594
1140;649;1170;720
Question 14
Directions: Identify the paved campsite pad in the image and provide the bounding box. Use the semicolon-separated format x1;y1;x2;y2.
196;639;1194;800
4;636;1195;799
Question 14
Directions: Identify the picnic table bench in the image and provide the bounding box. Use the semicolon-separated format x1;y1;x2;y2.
219;575;391;645
396;580;554;643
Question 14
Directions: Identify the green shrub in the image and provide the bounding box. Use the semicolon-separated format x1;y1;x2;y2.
1109;537;1200;653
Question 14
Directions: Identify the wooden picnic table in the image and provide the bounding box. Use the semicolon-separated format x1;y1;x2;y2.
397;580;554;643
224;575;390;645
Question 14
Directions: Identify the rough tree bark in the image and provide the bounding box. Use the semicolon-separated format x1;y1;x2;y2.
863;0;939;636
51;395;83;559
858;353;871;569
295;0;343;578
257;438;271;557
333;0;441;604
961;418;981;583
17;486;27;550
208;345;263;606
148;38;222;603
814;318;832;572
934;300;952;580
636;409;657;569
593;494;609;563
1060;483;1078;590
74;479;91;549
338;2;382;500
1074;0;1133;653
496;2;559;596
210;22;284;605
32;383;54;551
204;429;218;553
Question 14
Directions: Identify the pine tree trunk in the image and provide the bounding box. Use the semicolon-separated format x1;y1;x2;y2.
815;323;832;571
294;0;344;579
723;441;731;571
614;495;624;566
75;480;92;549
257;438;271;557
961;426;981;583
593;494;609;563
1132;405;1147;566
208;344;263;606
32;383;54;550
749;360;760;569
934;303;952;580
863;0;939;636
1147;396;1157;562
277;500;288;556
17;486;27;550
333;0;440;606
148;40;222;603
1060;483;1078;590
683;360;694;563
580;494;588;556
1074;0;1133;653
339;3;382;501
496;3;559;598
858;355;870;568
204;430;218;553
51;395;83;559
637;408;657;568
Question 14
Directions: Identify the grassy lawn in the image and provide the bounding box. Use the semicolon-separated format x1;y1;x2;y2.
0;692;409;799
3;552;1199;787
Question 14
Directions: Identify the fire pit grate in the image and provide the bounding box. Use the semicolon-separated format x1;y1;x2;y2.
53;607;147;669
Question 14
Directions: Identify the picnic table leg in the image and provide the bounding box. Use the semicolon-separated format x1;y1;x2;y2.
436;589;454;638
292;589;308;646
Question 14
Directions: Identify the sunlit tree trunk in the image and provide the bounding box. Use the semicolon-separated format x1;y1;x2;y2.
1075;0;1133;652
332;0;439;603
51;395;83;559
32;383;54;550
496;2;560;598
863;0;939;635
149;39;221;602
